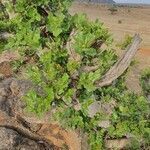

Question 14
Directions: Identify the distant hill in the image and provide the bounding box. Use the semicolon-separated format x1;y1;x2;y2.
75;0;115;4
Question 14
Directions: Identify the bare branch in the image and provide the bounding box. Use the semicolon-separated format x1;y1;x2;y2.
66;29;81;62
81;65;99;73
95;34;142;87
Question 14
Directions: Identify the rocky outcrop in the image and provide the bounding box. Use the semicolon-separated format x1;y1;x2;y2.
0;78;81;150
0;78;55;149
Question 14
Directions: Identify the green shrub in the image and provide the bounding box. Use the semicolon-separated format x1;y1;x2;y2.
2;0;150;149
108;6;118;15
140;68;150;98
118;34;133;50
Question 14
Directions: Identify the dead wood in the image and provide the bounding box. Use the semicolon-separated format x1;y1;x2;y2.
95;34;142;87
81;65;99;73
66;30;81;106
66;29;81;62
105;138;131;149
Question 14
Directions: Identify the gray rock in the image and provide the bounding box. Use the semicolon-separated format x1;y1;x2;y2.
87;100;116;118
0;127;18;149
0;78;54;149
0;87;7;97
87;101;101;118
101;100;116;116
0;127;50;150
98;120;111;128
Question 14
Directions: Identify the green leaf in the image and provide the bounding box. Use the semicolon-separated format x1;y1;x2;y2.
47;13;65;37
55;73;69;95
67;60;80;73
63;89;75;105
27;66;42;84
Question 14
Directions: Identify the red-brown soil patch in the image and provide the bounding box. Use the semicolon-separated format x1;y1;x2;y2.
126;47;150;93
138;48;150;57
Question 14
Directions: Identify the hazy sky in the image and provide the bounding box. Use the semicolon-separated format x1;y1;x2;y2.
115;0;150;4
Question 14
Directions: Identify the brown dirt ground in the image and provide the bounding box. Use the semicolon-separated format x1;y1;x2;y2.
126;48;150;93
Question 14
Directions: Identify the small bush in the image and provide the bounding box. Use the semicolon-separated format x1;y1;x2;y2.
128;8;131;13
118;34;133;50
108;6;118;15
140;68;150;98
118;20;122;24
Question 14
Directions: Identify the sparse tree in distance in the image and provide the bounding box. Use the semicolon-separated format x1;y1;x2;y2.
108;5;118;15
